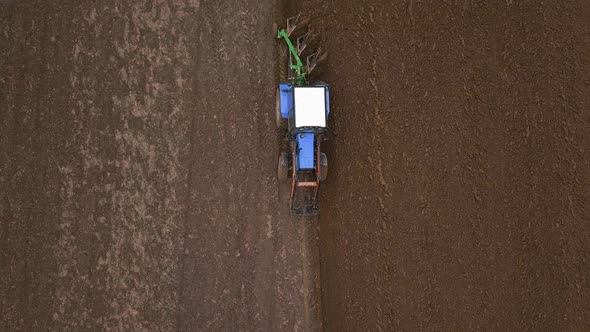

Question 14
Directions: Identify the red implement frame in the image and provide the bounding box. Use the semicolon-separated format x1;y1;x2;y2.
290;139;321;212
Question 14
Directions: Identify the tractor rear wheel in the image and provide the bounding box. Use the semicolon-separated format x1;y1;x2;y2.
278;152;289;183
319;152;328;181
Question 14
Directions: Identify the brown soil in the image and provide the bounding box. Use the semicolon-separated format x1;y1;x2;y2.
298;0;590;330
1;0;590;331
1;1;320;330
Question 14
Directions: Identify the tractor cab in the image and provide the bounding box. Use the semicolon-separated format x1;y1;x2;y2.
279;83;330;156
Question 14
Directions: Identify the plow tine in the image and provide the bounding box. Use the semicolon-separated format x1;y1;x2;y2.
306;47;328;75
286;14;300;36
296;30;312;55
286;14;309;36
317;49;328;64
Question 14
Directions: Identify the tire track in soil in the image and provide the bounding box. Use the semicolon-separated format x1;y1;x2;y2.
177;0;322;330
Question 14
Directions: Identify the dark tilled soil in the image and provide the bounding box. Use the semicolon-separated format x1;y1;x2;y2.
1;0;590;331
299;0;590;330
1;1;320;331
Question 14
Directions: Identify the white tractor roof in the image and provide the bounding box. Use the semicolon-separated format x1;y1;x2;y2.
294;86;326;128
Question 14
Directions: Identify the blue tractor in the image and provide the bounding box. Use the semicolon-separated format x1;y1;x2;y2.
275;15;330;216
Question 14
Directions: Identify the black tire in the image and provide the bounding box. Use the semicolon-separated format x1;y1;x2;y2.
319;152;328;181
278;152;289;183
